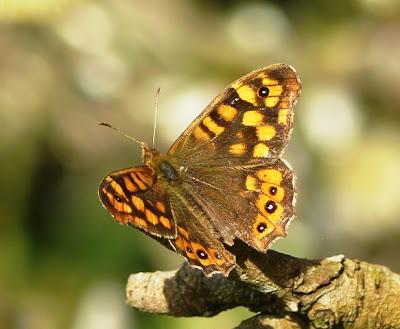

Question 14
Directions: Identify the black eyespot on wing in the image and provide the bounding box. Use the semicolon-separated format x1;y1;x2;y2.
265;200;277;214
257;222;267;233
269;186;278;196
197;249;208;259
258;86;270;98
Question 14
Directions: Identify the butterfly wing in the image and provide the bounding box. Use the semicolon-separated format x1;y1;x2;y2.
178;159;295;252
98;166;177;239
168;64;300;166
167;190;236;276
167;64;300;254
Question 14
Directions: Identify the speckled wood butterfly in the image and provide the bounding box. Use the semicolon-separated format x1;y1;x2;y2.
99;64;301;276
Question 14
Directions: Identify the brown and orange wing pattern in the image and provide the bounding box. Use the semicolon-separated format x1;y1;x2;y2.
98;166;176;239
170;224;236;276
240;160;296;251
168;64;301;166
167;191;236;276
179;159;295;254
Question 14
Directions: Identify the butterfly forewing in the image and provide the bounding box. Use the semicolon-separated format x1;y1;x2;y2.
168;64;300;166
98;166;177;239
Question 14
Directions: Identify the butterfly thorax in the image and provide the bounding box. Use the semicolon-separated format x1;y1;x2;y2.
142;143;180;182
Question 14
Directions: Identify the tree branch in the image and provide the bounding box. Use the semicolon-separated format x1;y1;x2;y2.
126;242;400;328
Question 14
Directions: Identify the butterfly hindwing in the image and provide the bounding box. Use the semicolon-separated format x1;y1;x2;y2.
167;191;236;276
98;166;176;239
179;159;295;253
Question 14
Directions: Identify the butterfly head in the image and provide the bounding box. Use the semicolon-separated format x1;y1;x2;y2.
141;143;159;165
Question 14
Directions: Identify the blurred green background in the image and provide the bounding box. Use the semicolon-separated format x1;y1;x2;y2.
1;0;399;328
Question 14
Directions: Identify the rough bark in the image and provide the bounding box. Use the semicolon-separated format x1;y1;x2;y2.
126;242;400;329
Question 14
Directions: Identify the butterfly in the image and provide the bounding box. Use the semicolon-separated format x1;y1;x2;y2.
98;64;301;277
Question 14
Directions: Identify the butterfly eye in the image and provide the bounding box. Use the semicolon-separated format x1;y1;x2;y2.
114;195;123;202
257;86;270;98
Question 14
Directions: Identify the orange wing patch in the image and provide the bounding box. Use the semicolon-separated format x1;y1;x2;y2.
170;225;236;277
242;111;264;126
98;167;177;239
243;162;294;251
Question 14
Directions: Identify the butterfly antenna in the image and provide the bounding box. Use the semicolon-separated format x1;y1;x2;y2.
98;122;142;146
152;87;161;149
